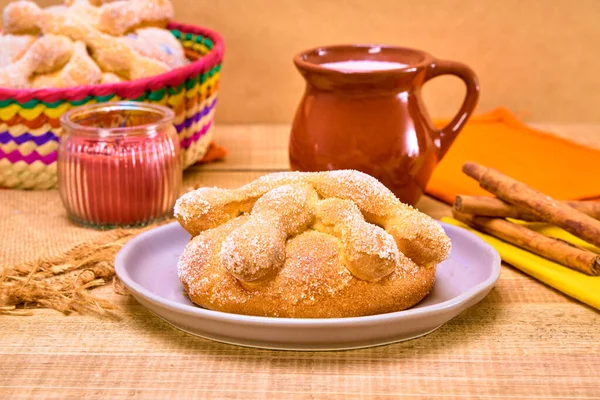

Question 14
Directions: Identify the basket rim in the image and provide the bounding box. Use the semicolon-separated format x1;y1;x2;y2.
0;21;225;103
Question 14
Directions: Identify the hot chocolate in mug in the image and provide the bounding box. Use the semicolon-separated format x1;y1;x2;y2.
289;44;480;206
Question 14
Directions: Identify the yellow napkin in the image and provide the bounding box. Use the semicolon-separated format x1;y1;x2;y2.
442;217;600;311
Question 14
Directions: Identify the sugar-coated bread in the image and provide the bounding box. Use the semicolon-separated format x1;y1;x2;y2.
31;41;102;88
0;34;73;88
0;34;37;68
0;0;183;88
175;170;451;318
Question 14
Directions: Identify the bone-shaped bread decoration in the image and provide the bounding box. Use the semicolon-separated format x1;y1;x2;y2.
175;170;451;282
220;184;318;285
313;197;400;281
219;182;401;284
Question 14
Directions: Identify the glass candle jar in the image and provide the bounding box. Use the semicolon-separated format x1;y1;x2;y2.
58;102;182;228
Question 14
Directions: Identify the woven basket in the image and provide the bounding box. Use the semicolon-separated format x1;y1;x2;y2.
0;21;224;190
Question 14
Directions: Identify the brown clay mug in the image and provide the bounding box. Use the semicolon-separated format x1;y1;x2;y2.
289;44;480;206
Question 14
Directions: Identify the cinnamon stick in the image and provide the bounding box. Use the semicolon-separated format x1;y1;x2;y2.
454;196;600;221
462;162;600;249
453;211;600;276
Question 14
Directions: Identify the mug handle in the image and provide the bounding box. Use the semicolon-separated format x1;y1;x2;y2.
424;59;480;159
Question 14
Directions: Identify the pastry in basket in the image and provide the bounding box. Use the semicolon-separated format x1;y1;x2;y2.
175;170;451;318
0;34;73;88
121;27;188;68
0;0;187;88
100;72;123;83
0;34;37;67
95;0;174;36
31;41;102;88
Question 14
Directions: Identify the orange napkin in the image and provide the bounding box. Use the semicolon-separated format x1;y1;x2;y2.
426;107;600;204
195;141;228;165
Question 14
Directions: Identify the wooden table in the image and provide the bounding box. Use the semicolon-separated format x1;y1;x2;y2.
2;125;599;399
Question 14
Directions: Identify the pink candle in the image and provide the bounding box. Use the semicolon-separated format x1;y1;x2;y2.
58;102;182;228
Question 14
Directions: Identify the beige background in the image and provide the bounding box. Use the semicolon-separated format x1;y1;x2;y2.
4;0;600;123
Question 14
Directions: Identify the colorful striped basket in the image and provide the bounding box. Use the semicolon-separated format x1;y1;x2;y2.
0;21;224;190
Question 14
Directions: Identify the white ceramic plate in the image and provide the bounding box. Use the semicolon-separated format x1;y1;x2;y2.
115;221;500;351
